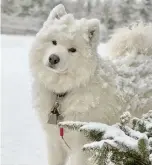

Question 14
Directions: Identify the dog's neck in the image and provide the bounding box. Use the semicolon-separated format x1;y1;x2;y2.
53;92;67;98
48;91;68;124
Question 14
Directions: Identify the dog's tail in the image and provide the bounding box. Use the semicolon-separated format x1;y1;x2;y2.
108;22;152;57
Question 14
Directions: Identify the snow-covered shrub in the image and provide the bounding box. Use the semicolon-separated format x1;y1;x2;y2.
59;110;152;165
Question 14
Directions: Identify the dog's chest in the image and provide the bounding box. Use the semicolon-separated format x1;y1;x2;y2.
48;91;85;124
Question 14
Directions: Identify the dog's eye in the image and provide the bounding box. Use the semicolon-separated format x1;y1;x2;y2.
52;40;57;45
68;48;76;53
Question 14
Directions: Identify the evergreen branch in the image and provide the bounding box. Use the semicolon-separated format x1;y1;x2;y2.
59;110;152;164
132;110;152;137
58;121;87;130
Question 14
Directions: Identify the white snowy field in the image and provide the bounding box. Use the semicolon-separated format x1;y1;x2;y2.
1;35;48;165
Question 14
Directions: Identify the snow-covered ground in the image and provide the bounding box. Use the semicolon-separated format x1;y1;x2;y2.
1;35;48;165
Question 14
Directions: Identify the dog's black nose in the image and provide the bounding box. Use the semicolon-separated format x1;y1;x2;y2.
49;54;60;65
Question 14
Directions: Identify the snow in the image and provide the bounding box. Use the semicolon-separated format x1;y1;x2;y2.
141;110;152;131
83;136;138;152
80;121;145;142
120;111;131;125
61;121;148;153
98;42;152;113
83;139;117;151
1;35;48;165
59;121;87;130
113;54;152;97
82;122;148;153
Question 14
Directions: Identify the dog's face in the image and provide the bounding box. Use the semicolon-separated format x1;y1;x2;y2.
42;20;94;74
30;5;100;93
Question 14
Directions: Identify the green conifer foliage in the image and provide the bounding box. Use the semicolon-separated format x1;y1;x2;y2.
59;110;152;165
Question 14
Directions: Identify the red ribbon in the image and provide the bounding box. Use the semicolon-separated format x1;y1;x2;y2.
60;127;64;137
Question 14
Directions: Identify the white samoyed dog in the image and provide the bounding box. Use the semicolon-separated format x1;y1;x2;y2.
29;4;152;165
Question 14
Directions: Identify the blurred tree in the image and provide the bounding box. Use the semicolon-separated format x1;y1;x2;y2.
1;0;152;40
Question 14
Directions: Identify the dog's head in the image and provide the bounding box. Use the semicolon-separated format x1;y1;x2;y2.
29;4;100;93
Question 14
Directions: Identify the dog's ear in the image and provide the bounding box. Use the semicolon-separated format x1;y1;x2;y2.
36;4;67;37
87;19;100;46
47;4;67;21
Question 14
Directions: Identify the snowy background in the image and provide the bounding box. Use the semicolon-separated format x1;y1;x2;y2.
1;35;48;165
1;0;152;41
1;0;152;164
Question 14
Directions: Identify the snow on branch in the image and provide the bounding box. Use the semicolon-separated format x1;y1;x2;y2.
132;110;152;137
58;121;87;130
59;110;152;165
82;123;146;153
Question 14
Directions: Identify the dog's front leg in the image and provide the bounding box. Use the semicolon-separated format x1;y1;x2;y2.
66;149;90;165
63;131;90;165
46;127;67;165
32;82;67;165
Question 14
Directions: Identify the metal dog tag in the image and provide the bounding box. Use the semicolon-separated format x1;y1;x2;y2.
47;113;58;124
47;93;66;125
47;101;64;124
57;114;64;122
47;113;64;124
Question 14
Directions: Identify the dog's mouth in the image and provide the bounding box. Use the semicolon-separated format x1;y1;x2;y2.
48;63;56;69
46;65;68;74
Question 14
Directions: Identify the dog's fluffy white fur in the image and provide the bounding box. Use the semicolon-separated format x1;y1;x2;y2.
29;5;152;165
108;22;152;57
